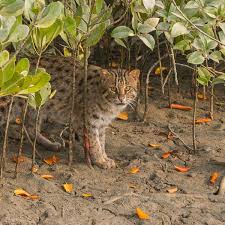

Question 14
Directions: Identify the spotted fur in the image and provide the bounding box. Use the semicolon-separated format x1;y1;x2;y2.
0;57;140;169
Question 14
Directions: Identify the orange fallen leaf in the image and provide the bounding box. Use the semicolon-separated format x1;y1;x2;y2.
170;104;192;111
43;155;59;165
14;188;39;200
155;66;167;75
130;167;140;174
41;174;54;180
210;172;219;184
148;143;161;148
175;166;190;172
63;183;73;193
136;208;150;220
167;187;178;193
82;193;93;198
12;155;27;163
162;151;173;159
15;117;22;125
197;94;207;100
195;118;212;124
117;112;128;121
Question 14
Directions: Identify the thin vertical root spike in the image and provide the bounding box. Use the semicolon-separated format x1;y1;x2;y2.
0;96;14;179
15;99;28;178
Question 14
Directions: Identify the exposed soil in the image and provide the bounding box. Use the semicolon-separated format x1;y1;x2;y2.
0;66;225;225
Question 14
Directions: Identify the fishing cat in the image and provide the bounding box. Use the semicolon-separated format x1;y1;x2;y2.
0;57;140;169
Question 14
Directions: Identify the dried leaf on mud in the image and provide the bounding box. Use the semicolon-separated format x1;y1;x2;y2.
41;174;54;180
155;66;167;75
130;167;140;174
175;166;190;172
167;187;178;193
43;155;59;165
210;172;219;184
195;118;212;124
162;151;173;159
128;184;137;189
170;104;192;111
12;155;27;163
63;183;73;193
15;117;22;125
117;112;128;120
14;188;39;200
82;193;93;198
149;143;161;148
136;208;150;220
197;94;207;100
32;165;39;173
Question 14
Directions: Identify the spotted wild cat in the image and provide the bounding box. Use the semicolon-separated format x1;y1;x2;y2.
0;57;140;169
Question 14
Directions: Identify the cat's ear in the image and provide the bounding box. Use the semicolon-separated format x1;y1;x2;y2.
129;69;140;80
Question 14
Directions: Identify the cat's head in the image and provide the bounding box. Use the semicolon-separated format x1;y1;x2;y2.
101;69;140;106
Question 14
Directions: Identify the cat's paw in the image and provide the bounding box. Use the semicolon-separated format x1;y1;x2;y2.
95;157;116;169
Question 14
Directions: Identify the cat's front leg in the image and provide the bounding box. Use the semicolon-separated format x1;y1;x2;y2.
99;127;115;168
88;128;115;169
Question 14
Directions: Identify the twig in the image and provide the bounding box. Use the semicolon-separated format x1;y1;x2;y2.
143;54;169;121
156;33;164;94
68;49;77;166
168;124;194;152
15;99;28;178
59;126;68;149
32;107;41;171
0;96;14;179
192;69;198;153
170;45;178;85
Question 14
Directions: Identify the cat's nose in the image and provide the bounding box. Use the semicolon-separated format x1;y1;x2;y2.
118;95;126;103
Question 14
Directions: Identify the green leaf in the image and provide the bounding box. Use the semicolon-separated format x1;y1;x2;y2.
114;38;127;48
86;23;106;47
64;16;77;39
0;0;24;16
6;24;29;43
0;16;16;42
174;40;191;52
0;58;15;87
219;22;225;35
171;22;189;38
111;26;134;39
36;1;63;28
18;70;51;94
209;51;222;63
24;0;36;21
197;67;212;85
138;34;155;51
187;51;205;65
15;58;30;75
137;23;155;34
32;19;63;53
144;18;159;28
96;0;103;14
143;0;155;10
0;50;9;67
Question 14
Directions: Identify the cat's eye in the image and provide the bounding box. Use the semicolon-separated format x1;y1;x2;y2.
125;86;132;92
110;87;117;93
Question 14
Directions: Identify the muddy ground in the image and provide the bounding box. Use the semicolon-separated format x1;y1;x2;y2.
0;69;225;225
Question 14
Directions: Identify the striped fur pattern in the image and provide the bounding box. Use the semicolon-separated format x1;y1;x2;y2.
0;57;140;169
